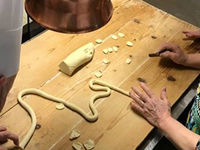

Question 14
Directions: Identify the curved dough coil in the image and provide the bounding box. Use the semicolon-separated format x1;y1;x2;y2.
17;79;130;149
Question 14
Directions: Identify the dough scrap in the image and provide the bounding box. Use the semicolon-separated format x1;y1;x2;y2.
126;58;132;64
17;80;130;148
95;39;103;44
59;43;95;76
118;32;125;38
72;142;83;150
103;49;109;54
103;59;110;64
83;139;95;150
111;34;118;40
108;48;113;53
126;41;133;47
70;130;81;140
94;71;103;78
56;103;65;110
112;46;119;52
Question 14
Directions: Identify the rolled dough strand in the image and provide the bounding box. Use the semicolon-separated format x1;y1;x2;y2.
17;80;130;148
17;86;110;148
88;79;131;122
17;90;37;149
89;79;130;97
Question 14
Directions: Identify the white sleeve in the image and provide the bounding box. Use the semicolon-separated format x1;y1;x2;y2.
0;0;23;77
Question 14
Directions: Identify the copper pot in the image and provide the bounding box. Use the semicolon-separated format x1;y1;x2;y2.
25;0;113;33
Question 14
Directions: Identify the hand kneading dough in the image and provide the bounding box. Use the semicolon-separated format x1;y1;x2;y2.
59;42;95;76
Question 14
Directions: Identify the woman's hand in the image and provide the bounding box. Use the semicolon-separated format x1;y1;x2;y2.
129;82;171;127
183;30;200;40
0;126;19;146
158;43;188;65
0;75;16;112
0;76;18;149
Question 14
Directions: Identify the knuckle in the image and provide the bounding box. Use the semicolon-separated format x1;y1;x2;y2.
143;107;149;113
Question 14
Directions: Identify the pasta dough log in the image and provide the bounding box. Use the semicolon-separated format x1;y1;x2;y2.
17;79;130;149
59;42;95;76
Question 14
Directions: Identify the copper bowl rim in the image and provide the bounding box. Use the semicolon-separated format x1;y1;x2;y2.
25;4;113;34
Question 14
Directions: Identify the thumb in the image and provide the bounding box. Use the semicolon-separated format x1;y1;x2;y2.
160;87;167;100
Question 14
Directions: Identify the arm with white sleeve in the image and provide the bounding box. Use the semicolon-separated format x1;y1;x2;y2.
0;0;23;111
0;0;23;148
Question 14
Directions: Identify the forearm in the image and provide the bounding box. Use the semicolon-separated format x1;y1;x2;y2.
158;116;200;150
183;54;200;69
0;75;16;112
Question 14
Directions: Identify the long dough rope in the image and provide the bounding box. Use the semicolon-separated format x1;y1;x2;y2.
17;79;130;149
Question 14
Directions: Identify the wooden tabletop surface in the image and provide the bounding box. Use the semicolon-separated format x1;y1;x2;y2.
1;0;200;149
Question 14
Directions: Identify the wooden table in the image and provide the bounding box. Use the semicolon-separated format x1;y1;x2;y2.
1;0;200;149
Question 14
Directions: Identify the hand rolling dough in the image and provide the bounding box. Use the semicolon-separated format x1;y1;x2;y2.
59;43;95;76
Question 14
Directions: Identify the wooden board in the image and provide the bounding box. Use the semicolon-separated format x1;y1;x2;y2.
1;0;200;149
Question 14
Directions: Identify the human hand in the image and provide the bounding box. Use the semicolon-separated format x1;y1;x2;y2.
157;43;188;65
0;146;7;150
0;75;16;112
183;30;200;40
0;126;19;146
129;82;171;127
